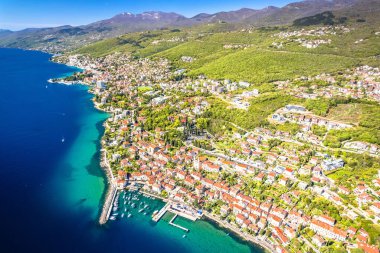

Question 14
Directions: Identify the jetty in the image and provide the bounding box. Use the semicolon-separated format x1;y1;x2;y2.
99;186;117;224
152;201;200;222
152;202;170;222
169;214;189;232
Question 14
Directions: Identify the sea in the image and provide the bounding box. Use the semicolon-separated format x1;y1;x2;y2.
0;48;264;253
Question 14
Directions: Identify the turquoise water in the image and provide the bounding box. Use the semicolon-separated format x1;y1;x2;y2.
0;48;264;253
110;191;262;253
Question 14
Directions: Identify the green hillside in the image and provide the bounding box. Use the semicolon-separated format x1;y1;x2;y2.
74;11;380;84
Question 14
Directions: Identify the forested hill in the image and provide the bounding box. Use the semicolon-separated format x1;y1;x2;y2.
72;0;380;85
0;0;364;53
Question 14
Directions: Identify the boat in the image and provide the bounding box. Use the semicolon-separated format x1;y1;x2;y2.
113;207;118;212
121;213;124;218
109;216;116;220
152;210;158;217
182;235;187;238
143;212;147;215
138;209;144;213
61;137;65;143
127;213;132;218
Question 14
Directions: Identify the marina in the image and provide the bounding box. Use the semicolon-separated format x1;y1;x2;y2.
105;188;201;234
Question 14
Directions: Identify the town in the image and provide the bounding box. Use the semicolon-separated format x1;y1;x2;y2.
54;50;380;253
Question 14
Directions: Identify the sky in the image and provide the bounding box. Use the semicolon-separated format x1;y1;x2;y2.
0;0;295;31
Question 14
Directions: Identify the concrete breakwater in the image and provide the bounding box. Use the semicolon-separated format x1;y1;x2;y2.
99;149;117;225
99;186;117;224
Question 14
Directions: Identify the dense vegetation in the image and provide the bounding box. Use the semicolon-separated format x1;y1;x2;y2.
293;11;347;26
203;93;301;132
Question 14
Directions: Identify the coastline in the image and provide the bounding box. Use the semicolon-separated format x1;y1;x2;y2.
203;213;274;253
133;188;275;253
52;58;275;253
47;61;117;225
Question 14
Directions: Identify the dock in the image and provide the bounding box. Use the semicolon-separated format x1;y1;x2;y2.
152;202;170;222
169;214;189;232
99;186;117;224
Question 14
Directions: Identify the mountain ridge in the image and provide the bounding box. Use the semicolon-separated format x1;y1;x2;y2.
0;0;367;53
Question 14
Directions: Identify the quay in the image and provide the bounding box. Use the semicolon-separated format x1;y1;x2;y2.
169;214;189;232
99;148;118;225
152;202;170;222
152;201;199;222
99;186;117;224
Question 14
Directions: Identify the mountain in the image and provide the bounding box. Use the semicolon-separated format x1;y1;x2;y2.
0;0;368;53
244;0;358;25
0;12;193;53
190;7;280;23
89;11;190;32
0;29;13;38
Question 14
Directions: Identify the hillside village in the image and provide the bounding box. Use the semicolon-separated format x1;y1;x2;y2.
54;42;380;253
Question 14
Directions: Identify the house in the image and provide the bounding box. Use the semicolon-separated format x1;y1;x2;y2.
298;181;309;190
202;161;220;173
311;177;321;184
260;202;272;213
235;163;249;173
258;217;267;229
267;172;277;183
220;205;230;216
284;168;294;177
316;215;335;226
279;177;289;186
321;158;344;171
236;214;245;225
190;172;202;181
273;227;290;245
312;235;326;247
284;226;297;239
268;214;282;227
338;186;350;195
271;207;288;219
233;204;244;214
358;243;380;253
255;172;265;182
195;184;204;196
249;213;259;223
248;224;260;234
310;220;347;241
116;179;126;189
176;170;187;180
370;202;380;214
152;183;162;194
358;193;374;206
242;219;252;229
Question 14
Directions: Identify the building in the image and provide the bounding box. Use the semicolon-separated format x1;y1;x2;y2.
310;220;347;241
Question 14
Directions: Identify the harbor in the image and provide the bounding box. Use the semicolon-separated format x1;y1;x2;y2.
101;188;261;252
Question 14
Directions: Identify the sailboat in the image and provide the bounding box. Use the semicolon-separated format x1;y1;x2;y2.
61;137;65;143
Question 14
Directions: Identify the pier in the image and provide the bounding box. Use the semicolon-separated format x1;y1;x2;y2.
99;186;117;224
169;214;189;232
152;202;170;222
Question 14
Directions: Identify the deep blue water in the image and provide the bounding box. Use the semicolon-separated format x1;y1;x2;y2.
0;48;262;253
